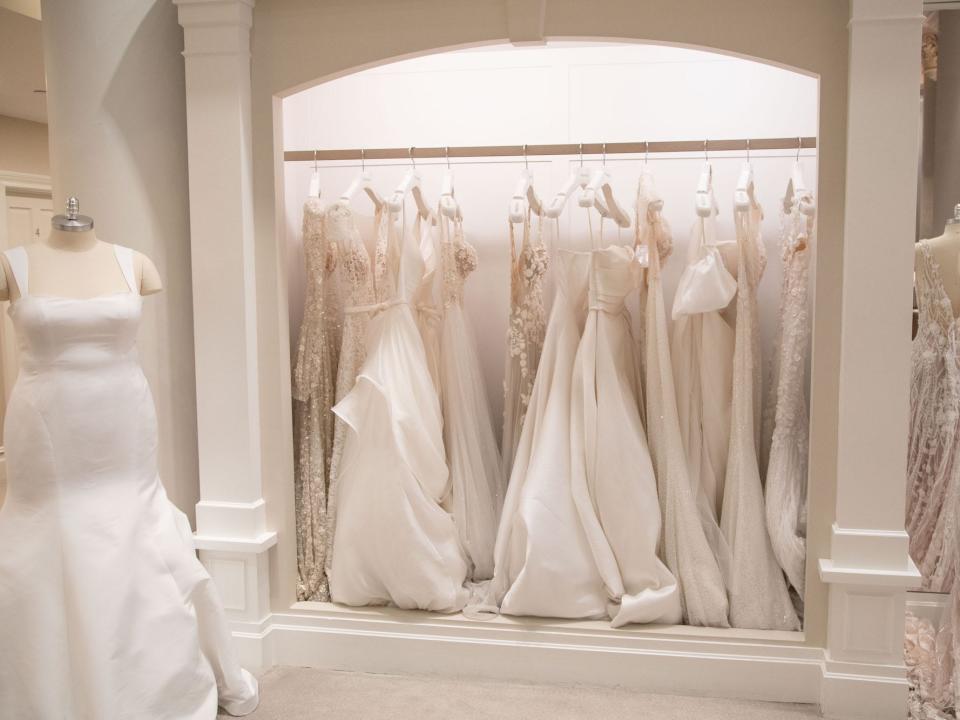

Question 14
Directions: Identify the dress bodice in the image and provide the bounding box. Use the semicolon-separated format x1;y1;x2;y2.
588;245;637;314
440;216;478;308
4;244;142;372
329;203;376;308
376;209;427;305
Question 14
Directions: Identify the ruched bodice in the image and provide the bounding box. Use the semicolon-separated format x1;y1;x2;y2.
587;245;636;314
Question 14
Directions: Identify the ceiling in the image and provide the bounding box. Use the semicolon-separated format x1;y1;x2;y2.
0;6;46;123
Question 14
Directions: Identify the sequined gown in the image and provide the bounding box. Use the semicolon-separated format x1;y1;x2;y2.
324;203;381;587
722;200;799;631
0;245;258;719
501;211;548;482
329;210;469;611
908;240;960;594
761;194;814;604
292;197;342;601
437;215;503;581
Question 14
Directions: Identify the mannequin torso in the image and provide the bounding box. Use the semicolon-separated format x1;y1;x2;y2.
917;223;960;318
0;228;162;301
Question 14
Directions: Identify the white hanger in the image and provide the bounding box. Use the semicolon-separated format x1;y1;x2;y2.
733;139;758;211
439;147;462;221
783;137;816;217
307;150;321;199
545;144;598;219
578;144;631;229
387;147;431;219
508;145;543;223
339;149;383;210
695;140;715;218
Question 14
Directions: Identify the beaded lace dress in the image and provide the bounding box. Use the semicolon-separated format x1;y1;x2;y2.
292;197;343;602
721;199;799;631
760;193;814;605
437;214;503;580
501;210;548;482
907;241;960;594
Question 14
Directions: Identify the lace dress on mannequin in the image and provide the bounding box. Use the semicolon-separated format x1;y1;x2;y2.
722;200;799;631
639;170;730;627
291;197;343;601
328;209;468;611
323;203;383;588
760;194;814;605
501;210;548;482
907;241;960;593
436;214;503;580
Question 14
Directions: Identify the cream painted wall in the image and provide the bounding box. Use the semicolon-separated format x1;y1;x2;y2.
249;0;849;648
0;115;49;176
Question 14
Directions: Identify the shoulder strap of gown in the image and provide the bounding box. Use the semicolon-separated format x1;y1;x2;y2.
4;246;28;297
112;244;138;294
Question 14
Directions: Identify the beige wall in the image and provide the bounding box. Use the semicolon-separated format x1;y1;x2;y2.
0;114;49;176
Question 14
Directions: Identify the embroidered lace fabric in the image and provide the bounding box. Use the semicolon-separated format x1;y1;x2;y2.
760;194;814;606
908;241;960;594
292;197;343;602
906;611;956;719
501;211;548;482
721;200;799;631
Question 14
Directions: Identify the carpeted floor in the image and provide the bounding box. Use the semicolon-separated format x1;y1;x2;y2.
220;666;819;719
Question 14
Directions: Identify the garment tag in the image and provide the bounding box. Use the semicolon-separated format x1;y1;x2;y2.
635;244;650;267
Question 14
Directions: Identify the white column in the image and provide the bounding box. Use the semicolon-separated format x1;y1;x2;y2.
40;0;200;520
175;0;275;661
818;1;923;718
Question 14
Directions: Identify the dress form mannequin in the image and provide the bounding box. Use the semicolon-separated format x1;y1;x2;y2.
917;203;960;316
0;200;162;301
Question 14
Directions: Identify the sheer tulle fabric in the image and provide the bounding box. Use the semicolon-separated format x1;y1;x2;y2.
638;172;730;627
0;245;258;719
329;211;469;612
760;197;814;603
907;241;960;594
721;202;799;631
437;215;504;580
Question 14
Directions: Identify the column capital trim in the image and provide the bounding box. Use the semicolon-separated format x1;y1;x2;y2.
818;558;921;587
175;0;254;29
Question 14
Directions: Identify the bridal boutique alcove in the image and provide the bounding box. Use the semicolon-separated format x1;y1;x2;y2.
173;2;923;718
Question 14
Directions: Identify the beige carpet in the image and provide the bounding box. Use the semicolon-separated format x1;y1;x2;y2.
220;666;819;720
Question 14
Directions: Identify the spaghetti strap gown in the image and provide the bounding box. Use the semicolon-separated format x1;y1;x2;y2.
0;244;258;719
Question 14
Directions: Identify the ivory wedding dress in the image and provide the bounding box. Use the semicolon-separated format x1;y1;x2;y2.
437;214;503;580
761;194;814;603
501;210;548;482
908;240;960;593
638;172;730;627
722;201;800;631
292;197;342;601
329;210;469;612
0;245;258;719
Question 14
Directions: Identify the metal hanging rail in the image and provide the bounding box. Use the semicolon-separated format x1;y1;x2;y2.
283;136;817;163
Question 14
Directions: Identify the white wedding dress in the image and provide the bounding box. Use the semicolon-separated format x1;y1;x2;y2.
437;214;503;581
329;210;469;612
722;202;800;631
0;245;258;719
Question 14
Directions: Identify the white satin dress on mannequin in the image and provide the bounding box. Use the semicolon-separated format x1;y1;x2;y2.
329;210;469;612
0;245;258;720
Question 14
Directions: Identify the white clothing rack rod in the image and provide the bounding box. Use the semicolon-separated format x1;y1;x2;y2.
284;137;817;163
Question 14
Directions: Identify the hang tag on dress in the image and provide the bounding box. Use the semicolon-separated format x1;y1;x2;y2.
308;171;321;199
635;244;650;268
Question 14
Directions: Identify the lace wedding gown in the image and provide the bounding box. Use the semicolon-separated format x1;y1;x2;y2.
638;172;730;627
908;240;960;593
328;210;469;612
437;214;503;580
0;245;258;719
722;201;799;631
292;197;342;601
501;210;548;482
761;194;814;603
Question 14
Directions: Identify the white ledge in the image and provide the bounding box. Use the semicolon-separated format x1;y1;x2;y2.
818;558;921;587
193;530;278;553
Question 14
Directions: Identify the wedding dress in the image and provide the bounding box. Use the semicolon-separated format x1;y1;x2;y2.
722;201;800;631
501;210;549;482
0;244;258;719
638;171;730;628
328;209;469;612
907;240;960;593
437;214;503;580
761;194;815;602
414;213;443;394
291;197;342;601
324;203;383;587
671;189;736;522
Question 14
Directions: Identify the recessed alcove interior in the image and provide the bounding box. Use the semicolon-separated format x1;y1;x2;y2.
276;40;820;641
